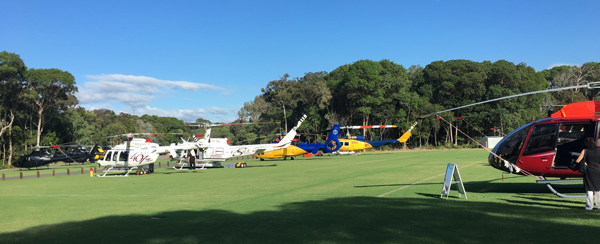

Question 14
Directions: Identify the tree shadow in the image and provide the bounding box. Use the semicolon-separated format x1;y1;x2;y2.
3;196;598;244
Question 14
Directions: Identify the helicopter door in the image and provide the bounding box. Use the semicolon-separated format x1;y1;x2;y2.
553;122;595;169
203;148;214;158
520;123;560;172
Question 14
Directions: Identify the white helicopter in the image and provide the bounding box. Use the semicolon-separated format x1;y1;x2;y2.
96;133;189;176
169;115;307;169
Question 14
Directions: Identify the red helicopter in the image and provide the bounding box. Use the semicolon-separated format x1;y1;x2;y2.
421;82;600;198
486;101;600;197
488;100;597;177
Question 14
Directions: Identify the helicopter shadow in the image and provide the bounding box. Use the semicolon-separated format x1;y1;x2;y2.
160;170;205;175
501;197;583;209
513;195;585;205
247;164;278;167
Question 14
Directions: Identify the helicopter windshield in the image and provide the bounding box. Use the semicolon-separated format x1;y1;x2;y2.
492;122;533;164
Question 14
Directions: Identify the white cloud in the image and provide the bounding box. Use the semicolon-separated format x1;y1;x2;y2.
80;103;115;111
78;89;152;107
126;106;207;122
77;74;226;107
85;74;223;92
76;74;236;122
548;63;582;69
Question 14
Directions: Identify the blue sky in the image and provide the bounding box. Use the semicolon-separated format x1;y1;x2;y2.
2;0;599;122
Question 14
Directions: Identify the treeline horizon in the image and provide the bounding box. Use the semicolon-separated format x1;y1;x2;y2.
1;50;599;168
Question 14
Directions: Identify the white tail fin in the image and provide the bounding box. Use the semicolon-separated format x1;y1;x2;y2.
204;128;211;142
277;115;307;147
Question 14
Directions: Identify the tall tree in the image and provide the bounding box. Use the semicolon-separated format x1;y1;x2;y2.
327;60;412;140
0;51;27;166
294;71;331;131
261;74;298;131
24;68;76;146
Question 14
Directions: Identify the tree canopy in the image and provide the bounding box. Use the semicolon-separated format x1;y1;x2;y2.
1;50;599;168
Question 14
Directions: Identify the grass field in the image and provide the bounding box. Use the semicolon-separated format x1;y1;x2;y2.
1;149;599;244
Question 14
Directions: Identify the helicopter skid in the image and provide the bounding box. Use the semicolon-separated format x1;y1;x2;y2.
335;151;357;156
97;166;138;177
173;163;208;170
536;178;585;198
173;163;187;170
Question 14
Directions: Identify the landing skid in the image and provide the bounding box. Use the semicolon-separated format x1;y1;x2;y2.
173;159;206;170
536;177;585;198
173;162;188;170
173;165;206;170
97;166;138;177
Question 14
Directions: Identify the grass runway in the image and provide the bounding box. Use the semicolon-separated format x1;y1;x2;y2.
1;149;599;243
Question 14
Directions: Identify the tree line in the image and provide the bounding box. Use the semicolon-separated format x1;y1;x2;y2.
1;50;599;168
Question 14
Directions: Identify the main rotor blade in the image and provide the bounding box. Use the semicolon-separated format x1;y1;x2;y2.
183;121;280;127
340;125;397;129
418;81;600;119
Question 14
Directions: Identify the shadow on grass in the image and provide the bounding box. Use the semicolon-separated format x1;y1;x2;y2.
3;197;599;244
460;177;585;195
355;179;583;195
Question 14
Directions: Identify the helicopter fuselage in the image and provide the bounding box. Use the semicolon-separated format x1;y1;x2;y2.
489;116;597;178
97;148;160;168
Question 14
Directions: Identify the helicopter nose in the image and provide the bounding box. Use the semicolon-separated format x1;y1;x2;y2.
488;153;510;172
12;156;24;167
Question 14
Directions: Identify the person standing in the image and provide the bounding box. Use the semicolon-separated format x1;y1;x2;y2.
187;151;197;170
575;137;600;210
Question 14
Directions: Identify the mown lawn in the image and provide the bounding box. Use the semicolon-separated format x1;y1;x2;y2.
0;149;597;244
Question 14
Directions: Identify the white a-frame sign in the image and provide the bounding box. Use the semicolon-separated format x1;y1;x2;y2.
440;163;467;200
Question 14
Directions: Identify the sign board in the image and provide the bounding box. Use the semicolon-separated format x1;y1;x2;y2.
440;163;467;200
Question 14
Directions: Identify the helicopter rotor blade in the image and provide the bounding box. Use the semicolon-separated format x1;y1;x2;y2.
340;125;397;129
183;121;280;127
418;81;600;119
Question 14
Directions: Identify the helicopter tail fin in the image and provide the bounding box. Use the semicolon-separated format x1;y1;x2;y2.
323;124;342;153
398;122;418;143
88;144;100;163
276;115;307;147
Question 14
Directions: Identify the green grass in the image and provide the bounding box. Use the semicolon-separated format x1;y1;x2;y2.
0;149;598;244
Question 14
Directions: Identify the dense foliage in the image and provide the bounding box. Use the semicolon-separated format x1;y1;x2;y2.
1;50;600;168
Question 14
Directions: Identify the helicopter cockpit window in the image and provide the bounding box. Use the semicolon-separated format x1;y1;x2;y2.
494;123;532;163
523;123;560;156
119;151;129;161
